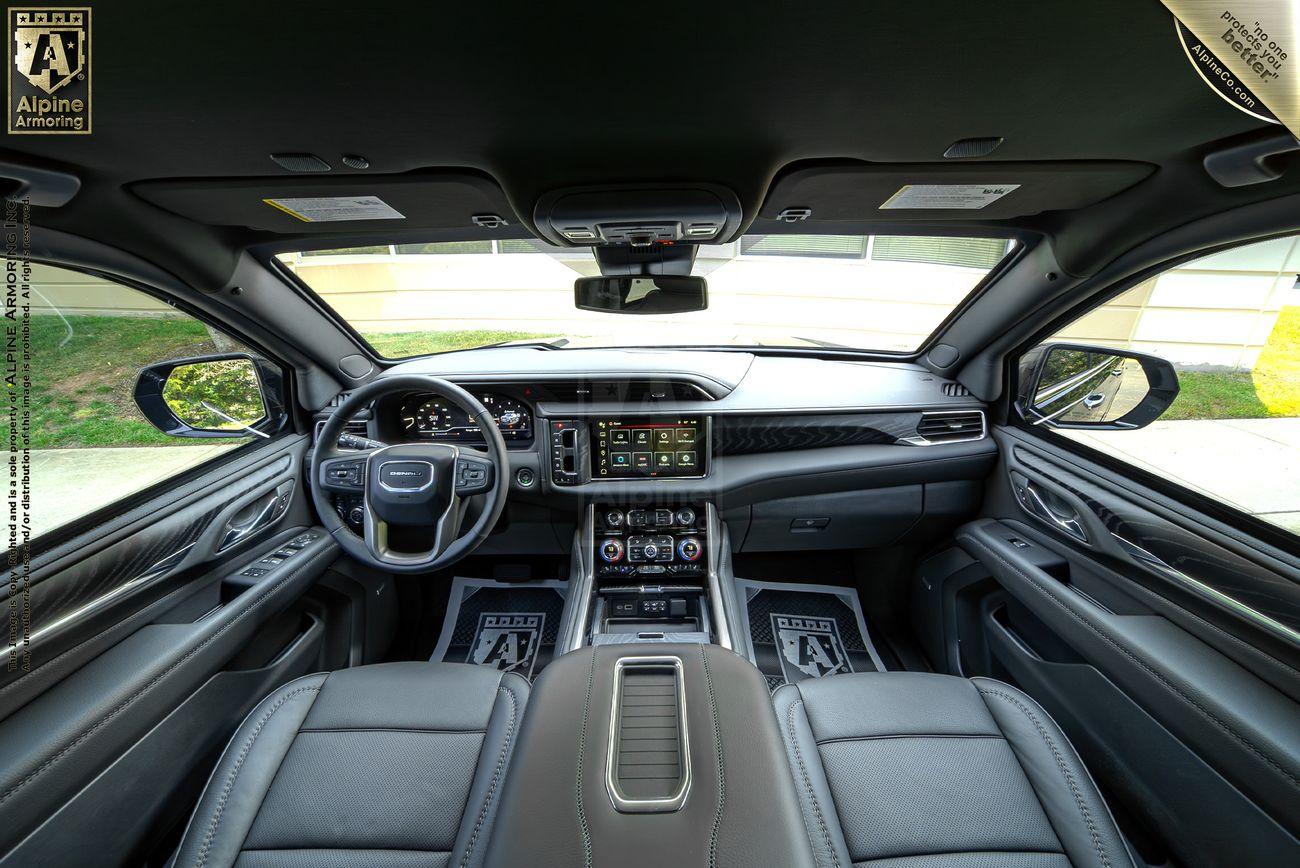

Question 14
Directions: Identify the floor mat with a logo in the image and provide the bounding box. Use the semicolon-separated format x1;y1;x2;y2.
733;578;885;689
430;577;567;680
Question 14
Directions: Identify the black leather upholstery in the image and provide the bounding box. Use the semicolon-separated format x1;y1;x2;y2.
172;662;528;868
773;672;1134;868
484;643;817;868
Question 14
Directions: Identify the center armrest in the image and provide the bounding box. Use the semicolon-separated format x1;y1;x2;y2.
484;643;816;868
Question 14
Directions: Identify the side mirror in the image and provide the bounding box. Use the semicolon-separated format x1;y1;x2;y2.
574;275;707;315
1016;343;1179;430
134;354;286;438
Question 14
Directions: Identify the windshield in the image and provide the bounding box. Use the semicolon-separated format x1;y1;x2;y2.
278;234;1013;357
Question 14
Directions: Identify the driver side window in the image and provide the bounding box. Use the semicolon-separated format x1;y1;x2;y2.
1031;235;1300;534
30;264;262;538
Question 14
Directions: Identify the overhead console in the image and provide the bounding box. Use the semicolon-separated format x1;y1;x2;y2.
532;183;744;248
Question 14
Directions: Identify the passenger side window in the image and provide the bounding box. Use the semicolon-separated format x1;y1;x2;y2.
31;264;265;538
1025;235;1300;534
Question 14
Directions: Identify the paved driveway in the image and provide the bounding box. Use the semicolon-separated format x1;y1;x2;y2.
1069;418;1300;532
30;444;238;538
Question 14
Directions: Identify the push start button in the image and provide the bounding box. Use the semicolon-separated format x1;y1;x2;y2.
379;461;433;490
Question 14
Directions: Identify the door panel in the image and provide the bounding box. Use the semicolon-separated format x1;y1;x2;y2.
956;426;1300;866
0;434;337;865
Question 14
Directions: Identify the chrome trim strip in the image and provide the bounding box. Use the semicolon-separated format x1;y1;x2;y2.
606;655;692;813
704;503;733;650
1112;532;1300;649
24;541;197;649
566;504;597;652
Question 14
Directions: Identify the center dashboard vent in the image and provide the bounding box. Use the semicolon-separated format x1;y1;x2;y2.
907;410;985;444
545;380;713;403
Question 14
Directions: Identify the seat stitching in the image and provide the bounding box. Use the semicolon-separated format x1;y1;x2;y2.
575;648;596;868
785;698;840;868
977;685;1110;868
699;646;725;868
0;544;337;807
458;682;519;868
194;683;322;868
959;532;1300;792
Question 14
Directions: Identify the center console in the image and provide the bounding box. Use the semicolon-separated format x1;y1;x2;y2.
586;503;722;644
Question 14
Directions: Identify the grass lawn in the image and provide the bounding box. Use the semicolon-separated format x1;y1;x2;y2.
32;314;229;449
361;329;553;358
1163;306;1300;420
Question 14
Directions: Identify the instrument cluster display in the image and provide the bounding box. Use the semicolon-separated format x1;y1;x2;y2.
399;393;533;442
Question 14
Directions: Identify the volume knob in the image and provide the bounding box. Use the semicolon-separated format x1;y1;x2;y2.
599;538;625;563
677;537;702;562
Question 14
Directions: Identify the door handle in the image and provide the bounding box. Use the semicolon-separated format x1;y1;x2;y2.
1018;480;1090;543
217;494;278;552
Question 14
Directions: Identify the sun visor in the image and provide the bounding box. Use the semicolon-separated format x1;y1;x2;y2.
759;161;1155;222
131;170;519;233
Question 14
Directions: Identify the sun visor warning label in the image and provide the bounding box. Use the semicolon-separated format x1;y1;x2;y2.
262;195;405;222
879;184;1019;210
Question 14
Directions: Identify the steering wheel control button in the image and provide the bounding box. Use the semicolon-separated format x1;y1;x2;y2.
599;538;626;563
378;460;434;491
677;537;702;562
455;458;493;494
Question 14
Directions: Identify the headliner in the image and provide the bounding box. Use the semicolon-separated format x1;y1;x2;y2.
6;0;1297;287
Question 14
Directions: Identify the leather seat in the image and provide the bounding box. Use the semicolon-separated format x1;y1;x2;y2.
773;672;1134;868
171;662;528;868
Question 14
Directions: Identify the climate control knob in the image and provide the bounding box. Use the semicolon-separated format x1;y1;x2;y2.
599;538;625;563
642;543;660;560
677;536;702;562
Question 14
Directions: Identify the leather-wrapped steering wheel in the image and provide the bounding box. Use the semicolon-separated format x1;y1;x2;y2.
311;375;509;573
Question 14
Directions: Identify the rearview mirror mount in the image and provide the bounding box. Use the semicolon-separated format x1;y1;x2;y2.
574;275;708;315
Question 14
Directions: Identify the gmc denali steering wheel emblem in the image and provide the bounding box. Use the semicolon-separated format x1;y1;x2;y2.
377;460;435;492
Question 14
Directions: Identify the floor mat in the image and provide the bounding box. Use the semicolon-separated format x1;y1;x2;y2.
430;577;567;680
733;577;886;689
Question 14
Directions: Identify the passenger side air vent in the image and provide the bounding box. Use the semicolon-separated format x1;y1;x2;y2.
906;410;985;445
941;382;971;397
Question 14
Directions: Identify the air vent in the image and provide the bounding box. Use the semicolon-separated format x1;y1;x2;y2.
941;382;971;397
908;410;985;445
545;380;713;402
313;418;369;444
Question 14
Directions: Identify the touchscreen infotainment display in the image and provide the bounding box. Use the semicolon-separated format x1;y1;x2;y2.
591;417;706;479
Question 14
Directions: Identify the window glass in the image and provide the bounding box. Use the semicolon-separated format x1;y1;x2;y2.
32;264;257;537
279;234;1014;357
1040;235;1300;534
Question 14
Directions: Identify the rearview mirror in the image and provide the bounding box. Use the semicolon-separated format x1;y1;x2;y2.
574;275;707;315
134;353;285;438
1016;343;1179;430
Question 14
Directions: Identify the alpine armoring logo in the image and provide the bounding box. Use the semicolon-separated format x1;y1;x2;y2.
8;7;90;134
